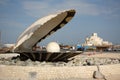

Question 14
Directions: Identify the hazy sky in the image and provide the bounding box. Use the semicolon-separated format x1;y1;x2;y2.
0;0;120;46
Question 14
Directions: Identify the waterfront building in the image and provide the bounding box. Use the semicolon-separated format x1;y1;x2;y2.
82;33;112;51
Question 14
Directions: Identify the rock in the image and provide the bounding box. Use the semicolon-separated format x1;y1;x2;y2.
25;59;32;62
34;61;40;65
16;61;23;66
25;59;34;66
21;62;27;66
86;59;95;66
112;59;119;64
55;62;66;66
106;58;112;64
82;61;87;66
86;60;91;65
66;61;75;66
93;65;106;80
4;61;10;65
9;60;16;65
93;71;106;80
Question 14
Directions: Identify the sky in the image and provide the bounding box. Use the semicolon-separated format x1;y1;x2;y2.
0;0;120;46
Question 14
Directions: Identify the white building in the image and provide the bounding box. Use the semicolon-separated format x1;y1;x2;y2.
83;33;112;46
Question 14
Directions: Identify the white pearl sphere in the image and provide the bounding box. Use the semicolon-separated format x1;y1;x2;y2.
46;42;60;53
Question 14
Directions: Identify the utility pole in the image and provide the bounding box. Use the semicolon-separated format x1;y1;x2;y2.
0;31;1;44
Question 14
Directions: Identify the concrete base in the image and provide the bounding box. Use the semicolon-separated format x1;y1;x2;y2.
19;51;82;62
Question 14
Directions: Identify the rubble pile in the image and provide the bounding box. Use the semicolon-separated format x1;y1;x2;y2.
68;57;120;66
0;55;120;66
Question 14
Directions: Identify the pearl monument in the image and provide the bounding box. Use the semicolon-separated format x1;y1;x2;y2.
46;42;60;53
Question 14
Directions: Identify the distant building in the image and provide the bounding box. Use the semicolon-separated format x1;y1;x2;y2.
82;33;112;51
83;33;112;46
3;44;15;48
0;44;15;53
112;45;120;51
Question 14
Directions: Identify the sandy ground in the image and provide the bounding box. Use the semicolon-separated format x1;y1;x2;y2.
74;52;120;80
0;52;120;80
